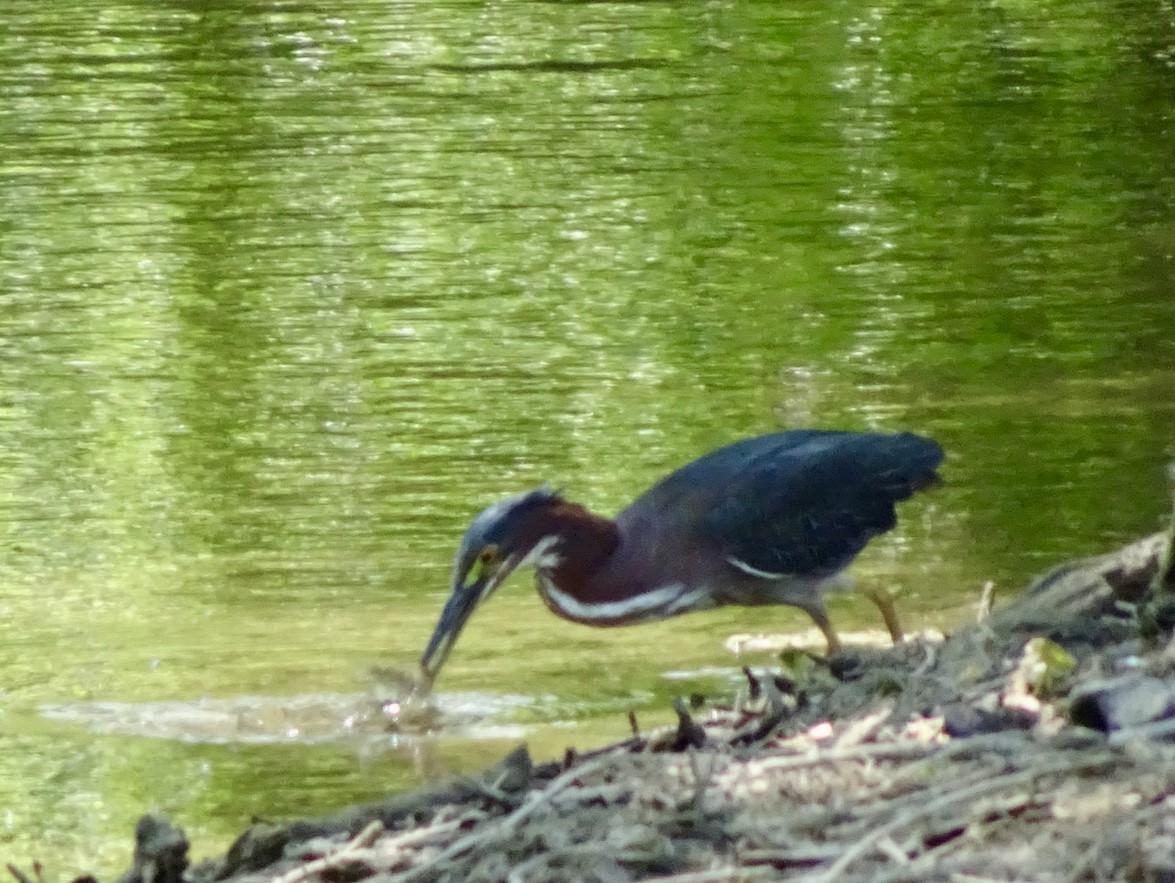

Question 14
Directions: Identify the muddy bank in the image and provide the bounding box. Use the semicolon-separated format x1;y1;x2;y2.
24;519;1175;883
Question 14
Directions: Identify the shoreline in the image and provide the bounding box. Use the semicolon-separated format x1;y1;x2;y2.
30;524;1175;883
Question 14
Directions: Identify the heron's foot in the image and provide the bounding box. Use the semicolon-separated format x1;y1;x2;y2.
826;649;866;682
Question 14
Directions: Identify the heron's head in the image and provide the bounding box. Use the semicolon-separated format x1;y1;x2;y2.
420;488;563;683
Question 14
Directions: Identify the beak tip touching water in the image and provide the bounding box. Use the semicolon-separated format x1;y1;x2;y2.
419;545;526;684
419;578;489;682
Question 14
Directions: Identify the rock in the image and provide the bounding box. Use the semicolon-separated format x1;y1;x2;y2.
1069;675;1175;734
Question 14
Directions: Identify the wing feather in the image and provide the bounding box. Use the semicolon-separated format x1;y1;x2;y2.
698;432;943;578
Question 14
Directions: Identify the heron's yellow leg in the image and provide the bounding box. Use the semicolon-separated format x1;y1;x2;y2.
859;585;905;645
803;604;843;656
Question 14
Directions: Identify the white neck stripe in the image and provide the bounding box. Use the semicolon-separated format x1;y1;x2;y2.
539;577;709;623
518;535;562;570
726;556;784;580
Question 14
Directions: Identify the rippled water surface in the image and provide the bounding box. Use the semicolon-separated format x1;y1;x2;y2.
2;0;1174;873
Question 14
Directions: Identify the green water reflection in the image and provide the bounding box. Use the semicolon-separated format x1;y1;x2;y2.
2;0;1174;875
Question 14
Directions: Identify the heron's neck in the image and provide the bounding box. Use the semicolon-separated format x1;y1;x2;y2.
531;502;619;585
534;508;710;626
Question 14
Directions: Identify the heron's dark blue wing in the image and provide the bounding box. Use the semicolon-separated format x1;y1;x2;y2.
700;432;943;578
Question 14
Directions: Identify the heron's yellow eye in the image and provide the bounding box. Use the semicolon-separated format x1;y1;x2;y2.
477;545;500;573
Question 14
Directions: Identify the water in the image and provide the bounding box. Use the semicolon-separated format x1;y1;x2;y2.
2;0;1174;874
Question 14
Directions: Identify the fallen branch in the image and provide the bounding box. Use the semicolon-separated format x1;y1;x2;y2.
270;820;384;883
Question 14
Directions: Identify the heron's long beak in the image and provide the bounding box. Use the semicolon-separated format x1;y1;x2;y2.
420;557;520;682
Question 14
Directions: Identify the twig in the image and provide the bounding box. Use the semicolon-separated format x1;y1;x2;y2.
376;815;468;856
1062;836;1111;883
803;755;1118;883
1108;715;1175;745
745;737;938;776
467;773;522;808
830;764;1009;839
686;750;716;813
547;783;629;810
866;790;1047;883
1154;461;1175;594
913;642;938;678
270;820;383;883
832;706;891;749
876;835;909;865
739;845;843;866
976;581;995;623
671;697;708;749
644;869;776;882
395;753;621;882
731;672;792;745
742;666;762;702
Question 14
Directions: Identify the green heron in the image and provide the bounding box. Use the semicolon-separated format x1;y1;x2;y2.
420;430;943;682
